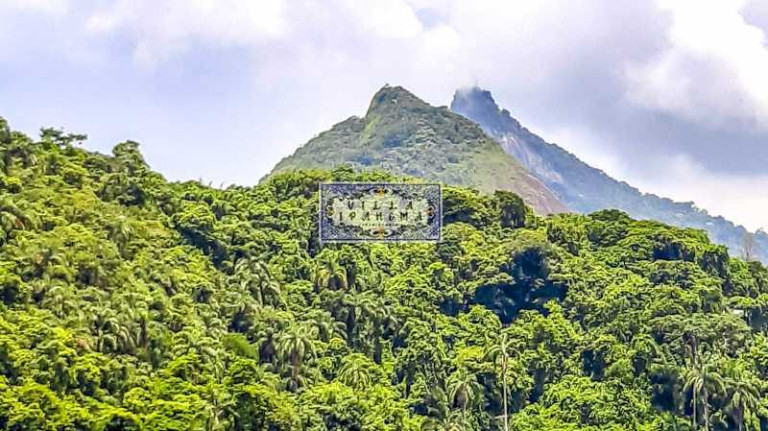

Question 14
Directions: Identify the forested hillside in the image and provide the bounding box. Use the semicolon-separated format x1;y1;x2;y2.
270;85;566;214
1;117;768;431
451;87;768;263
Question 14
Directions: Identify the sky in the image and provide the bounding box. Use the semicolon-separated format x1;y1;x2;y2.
1;0;767;232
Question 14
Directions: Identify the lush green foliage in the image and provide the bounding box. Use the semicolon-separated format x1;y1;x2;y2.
452;87;768;262
1;117;768;430
270;85;566;214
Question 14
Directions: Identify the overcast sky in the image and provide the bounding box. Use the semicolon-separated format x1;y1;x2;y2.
1;0;767;231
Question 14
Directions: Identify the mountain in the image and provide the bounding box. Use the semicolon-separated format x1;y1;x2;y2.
3;117;768;430
270;85;567;214
451;86;768;262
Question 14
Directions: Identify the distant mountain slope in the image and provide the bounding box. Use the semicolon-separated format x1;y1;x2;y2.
270;85;567;214
451;87;768;261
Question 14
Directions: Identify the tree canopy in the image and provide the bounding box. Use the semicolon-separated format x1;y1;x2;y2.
1;118;767;430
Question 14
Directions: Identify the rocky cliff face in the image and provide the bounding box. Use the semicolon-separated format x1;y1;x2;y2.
270;85;567;214
451;86;768;261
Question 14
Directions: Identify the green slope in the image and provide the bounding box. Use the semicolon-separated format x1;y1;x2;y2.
270;85;567;214
1;117;768;430
452;86;768;262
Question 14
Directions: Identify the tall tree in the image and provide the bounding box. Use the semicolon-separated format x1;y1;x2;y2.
276;322;319;391
683;352;726;430
485;331;514;431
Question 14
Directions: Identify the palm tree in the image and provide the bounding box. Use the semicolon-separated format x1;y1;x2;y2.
422;385;466;431
106;216;134;257
93;311;121;353
632;334;662;374
420;410;465;431
0;197;31;243
27;242;66;280
447;369;482;421
683;352;726;430
194;383;238;431
313;253;348;291
721;361;760;431
234;258;283;307
340;290;377;347
485;331;514;431
367;297;397;364
1;132;37;174
724;379;760;431
42;284;75;318
276;322;319;391
301;309;345;342
337;353;372;389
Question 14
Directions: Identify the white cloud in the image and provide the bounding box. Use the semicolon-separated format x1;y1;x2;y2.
413;24;463;74
0;0;68;15
625;0;768;128
86;0;287;66
354;0;423;39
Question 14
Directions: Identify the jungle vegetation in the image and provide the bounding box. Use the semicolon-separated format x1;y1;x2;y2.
1;117;768;430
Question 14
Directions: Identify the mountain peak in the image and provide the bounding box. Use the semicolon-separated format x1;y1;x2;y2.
270;84;568;214
373;84;416;99
451;87;522;134
452;86;768;261
452;86;495;107
367;84;429;116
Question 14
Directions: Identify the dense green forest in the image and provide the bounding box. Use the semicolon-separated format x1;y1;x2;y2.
1;116;768;431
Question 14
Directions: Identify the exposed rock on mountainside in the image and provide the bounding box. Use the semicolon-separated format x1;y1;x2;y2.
451;86;768;262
